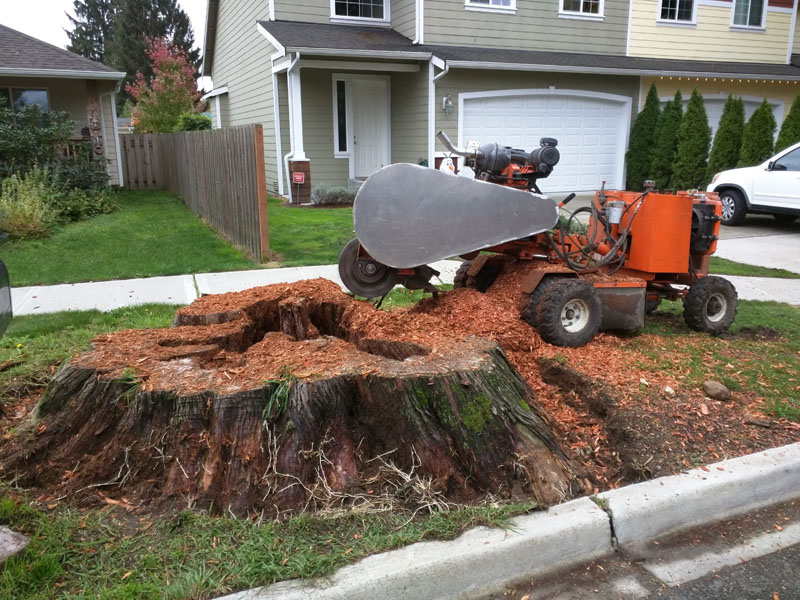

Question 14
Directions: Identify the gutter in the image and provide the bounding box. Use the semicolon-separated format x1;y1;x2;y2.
283;47;431;60
441;60;800;81
0;68;126;80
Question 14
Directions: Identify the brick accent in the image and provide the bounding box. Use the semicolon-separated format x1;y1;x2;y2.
289;160;311;204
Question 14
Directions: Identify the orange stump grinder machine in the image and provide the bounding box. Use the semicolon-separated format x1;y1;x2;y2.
337;131;737;347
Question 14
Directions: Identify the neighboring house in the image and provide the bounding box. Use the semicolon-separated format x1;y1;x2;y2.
201;0;800;200
0;24;125;186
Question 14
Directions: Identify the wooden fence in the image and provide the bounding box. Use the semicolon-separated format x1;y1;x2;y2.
120;125;269;261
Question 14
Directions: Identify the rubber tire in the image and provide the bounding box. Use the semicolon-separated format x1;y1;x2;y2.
532;279;602;348
683;276;738;334
453;261;472;288
719;189;747;226
645;297;662;315
773;213;799;223
337;238;397;298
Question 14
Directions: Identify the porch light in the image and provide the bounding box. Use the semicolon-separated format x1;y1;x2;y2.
442;94;454;115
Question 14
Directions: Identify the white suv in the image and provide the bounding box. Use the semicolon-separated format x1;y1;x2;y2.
707;141;800;225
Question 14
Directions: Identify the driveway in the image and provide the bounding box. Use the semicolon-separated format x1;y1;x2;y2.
715;214;800;274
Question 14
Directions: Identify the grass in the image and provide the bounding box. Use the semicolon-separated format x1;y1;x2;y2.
1;191;258;287
709;256;800;279
634;299;800;420
267;197;354;267
0;489;534;600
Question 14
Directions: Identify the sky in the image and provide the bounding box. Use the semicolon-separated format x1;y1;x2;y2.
1;0;208;55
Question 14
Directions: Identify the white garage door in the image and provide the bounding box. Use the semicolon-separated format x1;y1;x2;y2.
460;91;631;193
666;96;782;140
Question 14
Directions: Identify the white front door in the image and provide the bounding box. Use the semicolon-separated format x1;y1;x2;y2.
351;77;390;178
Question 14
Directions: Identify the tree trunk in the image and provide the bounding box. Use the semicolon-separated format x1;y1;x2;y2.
1;280;587;516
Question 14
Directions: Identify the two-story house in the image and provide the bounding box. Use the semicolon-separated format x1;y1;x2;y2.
201;0;800;201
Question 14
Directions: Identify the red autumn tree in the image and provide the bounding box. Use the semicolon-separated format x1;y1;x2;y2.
126;37;203;133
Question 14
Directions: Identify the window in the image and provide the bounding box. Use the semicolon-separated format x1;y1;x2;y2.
774;148;800;172
333;0;385;20
335;80;348;154
561;0;602;16
0;88;48;113
660;0;694;22
465;0;516;13
732;0;765;28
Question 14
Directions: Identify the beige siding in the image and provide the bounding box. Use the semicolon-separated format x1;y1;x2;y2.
300;69;350;186
641;76;800;121
629;2;792;63
99;92;121;186
423;0;628;54
274;0;329;23
432;69;640;152
392;0;417;38
0;76;120;184
391;69;428;164
211;0;277;193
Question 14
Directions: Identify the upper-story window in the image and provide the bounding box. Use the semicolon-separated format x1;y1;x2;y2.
333;0;386;20
560;0;603;18
465;0;517;14
732;0;765;28
659;0;695;23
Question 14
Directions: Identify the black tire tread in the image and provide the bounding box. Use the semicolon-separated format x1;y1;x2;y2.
720;189;747;226
533;279;601;347
683;276;738;334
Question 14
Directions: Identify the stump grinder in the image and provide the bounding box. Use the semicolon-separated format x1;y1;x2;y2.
337;131;737;347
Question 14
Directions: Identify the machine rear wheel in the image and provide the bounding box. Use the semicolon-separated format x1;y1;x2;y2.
530;279;601;347
338;239;397;298
683;276;737;334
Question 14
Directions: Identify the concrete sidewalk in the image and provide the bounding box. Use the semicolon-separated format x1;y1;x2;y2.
10;261;800;316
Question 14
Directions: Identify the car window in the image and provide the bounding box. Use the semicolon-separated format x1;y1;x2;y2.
773;148;800;172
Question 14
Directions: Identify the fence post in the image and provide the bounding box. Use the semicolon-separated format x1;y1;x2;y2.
253;124;269;262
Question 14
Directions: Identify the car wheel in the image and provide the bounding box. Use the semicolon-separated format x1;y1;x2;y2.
719;189;747;226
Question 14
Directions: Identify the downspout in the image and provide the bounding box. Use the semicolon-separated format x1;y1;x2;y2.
427;60;450;167
273;71;284;196
99;80;124;187
283;51;300;203
788;0;798;64
412;0;423;44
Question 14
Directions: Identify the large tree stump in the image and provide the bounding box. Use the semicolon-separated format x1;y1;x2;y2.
1;279;586;516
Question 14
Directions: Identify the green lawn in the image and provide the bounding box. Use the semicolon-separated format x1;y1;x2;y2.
1;191;258;287
709;256;800;279
267;197;354;266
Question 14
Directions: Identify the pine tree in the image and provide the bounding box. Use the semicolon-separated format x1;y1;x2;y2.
108;0;201;104
672;89;711;190
66;0;119;63
625;83;661;191
738;99;777;166
707;95;744;179
775;92;800;152
649;90;683;190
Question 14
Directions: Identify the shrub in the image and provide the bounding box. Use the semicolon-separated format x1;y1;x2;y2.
310;185;356;206
175;113;212;131
738;99;777;166
672;89;711;190
707;95;744;179
625;83;661;191
0;102;75;178
55;143;110;192
775;92;800;152
0;169;59;239
649;90;683;189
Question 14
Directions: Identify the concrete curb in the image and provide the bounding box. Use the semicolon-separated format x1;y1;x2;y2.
216;442;800;600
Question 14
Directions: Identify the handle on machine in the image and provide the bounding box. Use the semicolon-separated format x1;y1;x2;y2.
558;193;576;208
436;130;477;159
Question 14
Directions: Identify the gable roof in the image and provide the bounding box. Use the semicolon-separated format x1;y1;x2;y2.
252;19;800;81
0;24;124;80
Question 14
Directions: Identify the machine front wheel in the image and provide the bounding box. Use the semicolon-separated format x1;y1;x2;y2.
337;239;397;298
530;279;601;347
683;276;738;334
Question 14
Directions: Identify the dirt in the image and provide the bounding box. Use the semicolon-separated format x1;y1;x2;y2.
1;258;798;512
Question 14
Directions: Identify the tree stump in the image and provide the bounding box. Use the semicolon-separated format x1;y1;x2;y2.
1;279;586;516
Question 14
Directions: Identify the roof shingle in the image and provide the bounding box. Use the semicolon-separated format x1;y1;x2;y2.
0;24;122;77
